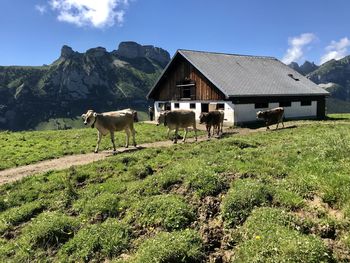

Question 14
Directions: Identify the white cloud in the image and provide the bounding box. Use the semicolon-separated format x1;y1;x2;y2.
320;37;350;64
49;0;130;28
282;33;316;64
35;5;47;14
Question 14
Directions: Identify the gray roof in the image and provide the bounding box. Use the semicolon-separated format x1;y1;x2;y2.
148;49;329;99
180;50;329;97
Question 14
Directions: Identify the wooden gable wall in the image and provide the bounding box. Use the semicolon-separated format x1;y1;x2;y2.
151;54;226;101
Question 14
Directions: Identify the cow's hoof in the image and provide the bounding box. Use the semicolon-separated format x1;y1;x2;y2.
112;151;117;155
125;145;129;148
173;141;177;144
94;150;98;154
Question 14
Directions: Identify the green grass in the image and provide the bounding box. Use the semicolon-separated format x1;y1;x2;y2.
1;117;350;261
232;207;331;262
0;122;200;170
127;230;203;263
58;219;131;262
125;194;195;231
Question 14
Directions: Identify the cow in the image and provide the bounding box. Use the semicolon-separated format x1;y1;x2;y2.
199;110;224;138
118;108;139;122
256;107;285;130
157;110;197;143
81;109;136;153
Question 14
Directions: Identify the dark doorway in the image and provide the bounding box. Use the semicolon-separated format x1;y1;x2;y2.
201;103;209;113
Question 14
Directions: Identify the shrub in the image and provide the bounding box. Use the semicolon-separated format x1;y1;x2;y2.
21;211;79;249
233;207;332;262
271;187;305;210
73;192;120;219
0;201;45;234
131;230;203;263
58;219;130;262
184;168;225;197
125;195;194;230
221;179;271;226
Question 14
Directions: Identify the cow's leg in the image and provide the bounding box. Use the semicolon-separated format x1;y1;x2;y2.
183;128;188;142
266;121;270;130
167;128;171;140
281;117;285;128
174;128;178;144
131;127;136;147
125;128;130;148
95;131;102;153
193;123;198;141
110;131;116;152
129;123;136;147
206;125;211;138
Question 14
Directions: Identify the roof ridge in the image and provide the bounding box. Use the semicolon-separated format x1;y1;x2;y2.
178;49;276;60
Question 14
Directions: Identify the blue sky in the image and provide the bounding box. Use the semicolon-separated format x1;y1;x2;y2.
1;0;349;66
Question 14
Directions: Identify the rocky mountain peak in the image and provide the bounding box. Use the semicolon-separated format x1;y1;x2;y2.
300;61;318;75
115;41;170;66
60;45;75;58
288;60;319;76
86;47;108;57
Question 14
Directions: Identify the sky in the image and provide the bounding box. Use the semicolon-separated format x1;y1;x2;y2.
1;0;350;66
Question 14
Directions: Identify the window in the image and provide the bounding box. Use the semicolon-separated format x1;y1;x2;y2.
255;102;268;109
158;102;171;111
288;73;300;81
201;103;209;113
158;102;165;110
190;103;196;109
174;103;180;109
301;100;312;106
216;103;225;110
182;87;192;99
279;101;291;107
176;78;196;100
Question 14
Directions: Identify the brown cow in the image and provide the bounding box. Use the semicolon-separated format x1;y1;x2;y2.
256;107;285;130
199;110;224;138
82;109;136;153
157;110;197;143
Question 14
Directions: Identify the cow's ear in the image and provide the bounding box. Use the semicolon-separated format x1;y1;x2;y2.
93;112;97;117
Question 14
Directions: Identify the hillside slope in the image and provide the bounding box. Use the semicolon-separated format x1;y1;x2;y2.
0;119;349;262
0;42;170;130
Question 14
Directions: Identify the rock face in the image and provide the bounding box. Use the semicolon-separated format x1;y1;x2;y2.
300;61;318;75
0;41;170;130
287;61;318;76
115;41;170;67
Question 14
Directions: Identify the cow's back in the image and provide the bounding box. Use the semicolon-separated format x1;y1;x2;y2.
100;111;133;131
166;110;195;129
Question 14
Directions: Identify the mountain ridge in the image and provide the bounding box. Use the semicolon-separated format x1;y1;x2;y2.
0;42;170;130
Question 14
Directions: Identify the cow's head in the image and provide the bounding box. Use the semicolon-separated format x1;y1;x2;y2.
157;111;168;126
256;111;265;119
81;110;97;128
199;112;208;124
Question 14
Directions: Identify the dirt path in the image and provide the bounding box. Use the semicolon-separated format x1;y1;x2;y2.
0;128;251;186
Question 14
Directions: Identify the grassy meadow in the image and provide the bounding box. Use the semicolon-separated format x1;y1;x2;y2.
0;122;199;170
0;116;350;262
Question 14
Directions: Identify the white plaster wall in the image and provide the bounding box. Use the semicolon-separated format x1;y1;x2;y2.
153;101;235;125
234;101;317;124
